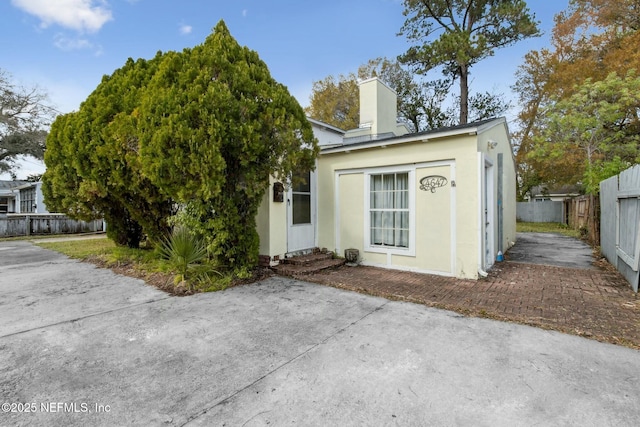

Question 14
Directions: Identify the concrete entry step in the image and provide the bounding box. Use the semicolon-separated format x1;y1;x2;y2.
272;250;345;276
282;251;333;265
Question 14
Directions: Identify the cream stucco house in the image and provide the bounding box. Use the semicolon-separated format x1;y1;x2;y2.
257;77;516;279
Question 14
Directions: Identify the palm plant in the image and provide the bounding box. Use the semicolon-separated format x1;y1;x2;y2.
160;226;208;287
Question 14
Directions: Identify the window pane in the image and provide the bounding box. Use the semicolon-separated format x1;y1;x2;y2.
371;227;382;245
396;173;408;190
371;174;382;191
372;190;383;209
371;211;382;228
395;229;409;248
382;211;394;229
293;194;311;224
293;170;310;193
383;174;394;191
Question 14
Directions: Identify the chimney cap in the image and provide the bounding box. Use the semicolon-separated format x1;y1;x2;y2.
357;76;397;95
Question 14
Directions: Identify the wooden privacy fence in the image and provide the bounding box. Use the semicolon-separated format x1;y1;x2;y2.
0;214;104;238
600;165;640;292
565;195;600;247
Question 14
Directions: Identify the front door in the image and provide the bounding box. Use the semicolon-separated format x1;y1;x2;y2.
287;169;316;253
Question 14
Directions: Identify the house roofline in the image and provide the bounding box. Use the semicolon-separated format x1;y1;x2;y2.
13;181;40;191
320;117;507;154
307;117;346;135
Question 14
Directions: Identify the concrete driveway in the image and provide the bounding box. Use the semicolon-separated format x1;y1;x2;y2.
1;241;640;426
507;232;596;269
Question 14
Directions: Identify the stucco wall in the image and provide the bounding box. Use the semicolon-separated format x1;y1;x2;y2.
477;121;517;255
256;176;287;260
337;173;365;256
318;134;481;278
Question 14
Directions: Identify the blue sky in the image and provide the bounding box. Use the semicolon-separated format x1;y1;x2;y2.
1;0;569;179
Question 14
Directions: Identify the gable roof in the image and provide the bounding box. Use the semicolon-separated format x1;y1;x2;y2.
307;117;346;135
0;180;28;190
530;184;584;196
320;117;507;154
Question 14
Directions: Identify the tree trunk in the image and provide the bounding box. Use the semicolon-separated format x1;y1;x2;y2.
459;65;469;125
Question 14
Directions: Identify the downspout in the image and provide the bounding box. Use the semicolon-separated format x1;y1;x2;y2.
497;153;504;257
477;152;488;278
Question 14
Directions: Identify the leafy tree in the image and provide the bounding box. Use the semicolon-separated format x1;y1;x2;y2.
306;57;510;133
306;58;453;132
42;113;90;217
414;79;452;131
45;21;316;264
43;112;148;247
43;54;175;248
138;21;318;274
513;0;640;196
531;71;640;194
305;74;359;130
467;91;511;122
357;57;454;132
511;49;557;200
398;0;540;124
1;69;57;178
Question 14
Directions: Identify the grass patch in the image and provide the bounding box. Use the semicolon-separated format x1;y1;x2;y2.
37;238;117;259
0;233;99;242
516;222;581;238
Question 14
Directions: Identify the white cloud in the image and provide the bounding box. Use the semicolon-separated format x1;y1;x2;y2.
242;9;248;17
179;24;193;35
53;33;104;55
11;0;113;33
54;34;92;50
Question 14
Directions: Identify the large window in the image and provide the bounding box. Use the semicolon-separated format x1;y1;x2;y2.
370;172;409;248
20;187;36;213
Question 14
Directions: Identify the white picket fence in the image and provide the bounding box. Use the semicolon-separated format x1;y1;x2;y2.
600;165;640;292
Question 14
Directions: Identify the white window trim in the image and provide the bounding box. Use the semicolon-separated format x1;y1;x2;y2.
364;166;416;256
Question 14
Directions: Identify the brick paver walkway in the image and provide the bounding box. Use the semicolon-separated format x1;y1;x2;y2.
301;261;640;349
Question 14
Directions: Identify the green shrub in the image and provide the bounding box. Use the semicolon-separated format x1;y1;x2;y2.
160;226;211;288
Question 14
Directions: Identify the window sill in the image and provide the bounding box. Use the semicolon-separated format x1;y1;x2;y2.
365;246;415;257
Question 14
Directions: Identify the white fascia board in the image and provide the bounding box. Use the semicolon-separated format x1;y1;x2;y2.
307;117;346;135
476;117;507;134
321;127;478;155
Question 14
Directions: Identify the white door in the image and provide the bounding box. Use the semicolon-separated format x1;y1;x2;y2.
287;169;316;252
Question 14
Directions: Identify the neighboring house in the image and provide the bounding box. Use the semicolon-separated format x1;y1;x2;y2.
525;185;583;202
16;181;50;213
0;181;50;214
257;77;517;280
0;180;28;213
